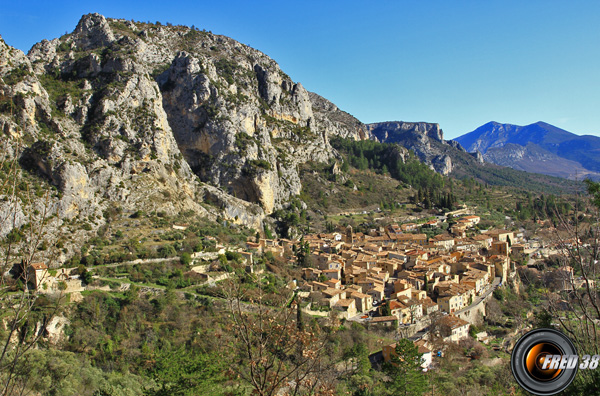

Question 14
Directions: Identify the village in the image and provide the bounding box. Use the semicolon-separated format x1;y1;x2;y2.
24;210;581;371
285;214;517;368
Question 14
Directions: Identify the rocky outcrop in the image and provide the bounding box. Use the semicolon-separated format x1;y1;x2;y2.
308;92;372;140
470;150;485;164
447;139;466;152
367;121;453;175
72;13;115;50
0;199;26;238
369;121;444;142
1;13;377;256
431;154;453;175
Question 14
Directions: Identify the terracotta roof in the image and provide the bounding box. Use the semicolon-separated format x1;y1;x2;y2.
441;315;469;329
487;229;512;235
30;262;47;270
336;299;355;307
421;298;437;308
417;345;431;354
390;300;407;310
370;316;397;322
385;341;430;359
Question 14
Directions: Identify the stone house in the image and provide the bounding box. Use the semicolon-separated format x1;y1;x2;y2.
27;262;49;290
440;315;470;342
334;298;357;319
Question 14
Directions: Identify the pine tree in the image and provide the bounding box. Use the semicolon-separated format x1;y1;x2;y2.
384;339;429;396
380;300;391;316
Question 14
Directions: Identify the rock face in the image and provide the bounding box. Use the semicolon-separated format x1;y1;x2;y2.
367;121;454;175
470;150;485;164
308;92;371;140
369;121;444;142
0;13;374;250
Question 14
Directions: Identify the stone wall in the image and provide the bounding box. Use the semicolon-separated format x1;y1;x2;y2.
455;287;495;326
301;303;329;317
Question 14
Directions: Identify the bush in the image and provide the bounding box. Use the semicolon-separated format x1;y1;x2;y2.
158;244;177;258
493;288;504;301
225;251;242;262
130;210;145;219
81;255;95;266
6;228;23;243
180;252;192;265
77;265;93;285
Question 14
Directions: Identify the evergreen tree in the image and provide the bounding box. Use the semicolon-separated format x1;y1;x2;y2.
384;339;428;396
296;239;312;267
380;300;391;316
341;160;349;172
424;195;431;209
78;264;93;285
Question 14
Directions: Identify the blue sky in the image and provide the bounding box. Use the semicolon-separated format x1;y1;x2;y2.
1;0;599;139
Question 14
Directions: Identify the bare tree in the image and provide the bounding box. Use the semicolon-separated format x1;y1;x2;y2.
540;180;600;393
0;137;62;395
223;275;334;396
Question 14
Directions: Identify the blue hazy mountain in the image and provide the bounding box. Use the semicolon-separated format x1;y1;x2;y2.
454;121;600;179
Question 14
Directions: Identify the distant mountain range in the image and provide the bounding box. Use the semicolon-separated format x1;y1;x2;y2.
368;121;580;194
453;121;600;180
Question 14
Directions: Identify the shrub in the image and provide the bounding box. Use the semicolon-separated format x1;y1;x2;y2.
180;252;192;265
158;244;176;258
130;210;144;219
225;251;242;262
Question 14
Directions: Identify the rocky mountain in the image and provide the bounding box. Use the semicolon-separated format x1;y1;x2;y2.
1;15;376;219
367;121;581;192
454;121;600;180
483;143;598;179
366;121;462;175
0;14;585;264
0;13;382;261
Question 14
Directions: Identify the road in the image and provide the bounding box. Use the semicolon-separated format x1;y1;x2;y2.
89;256;178;270
454;276;501;316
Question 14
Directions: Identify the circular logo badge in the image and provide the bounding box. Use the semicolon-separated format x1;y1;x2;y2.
511;328;578;395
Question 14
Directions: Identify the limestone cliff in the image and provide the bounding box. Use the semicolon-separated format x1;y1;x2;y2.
0;14;373;257
367;121;458;175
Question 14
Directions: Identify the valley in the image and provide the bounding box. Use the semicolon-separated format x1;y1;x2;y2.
0;13;599;396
